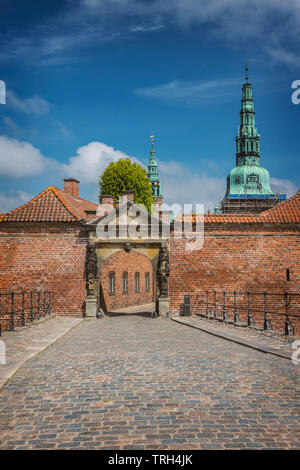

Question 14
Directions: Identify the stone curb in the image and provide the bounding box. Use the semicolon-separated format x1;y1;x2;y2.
172;317;292;361
0;318;83;392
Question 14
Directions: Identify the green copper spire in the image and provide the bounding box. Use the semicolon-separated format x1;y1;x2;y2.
224;64;273;197
147;135;162;198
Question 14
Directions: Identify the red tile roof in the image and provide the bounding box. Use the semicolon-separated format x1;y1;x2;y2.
0;186;98;223
180;189;300;225
1;187;299;225
259;189;300;223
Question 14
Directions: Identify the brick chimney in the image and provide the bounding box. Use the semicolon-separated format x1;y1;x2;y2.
121;190;135;203
159;209;172;223
101;195;114;206
64;178;79;198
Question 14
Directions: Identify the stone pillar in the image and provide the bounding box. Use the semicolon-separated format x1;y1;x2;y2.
157;243;170;318
85;241;98;318
85;296;97;318
158;297;170;318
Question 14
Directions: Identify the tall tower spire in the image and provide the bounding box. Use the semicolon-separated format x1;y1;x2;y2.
221;65;286;214
236;62;261;169
147;135;162;201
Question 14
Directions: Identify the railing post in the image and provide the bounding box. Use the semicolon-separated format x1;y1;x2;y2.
206;291;209;316
284;291;292;336
223;291;226;321
10;292;15;331
30;291;33;322
263;291;270;330
233;291;239;324
50;291;54;315
247;291;253;326
213;290;217;318
21;290;25;326
37;290;40;320
43;291;46;317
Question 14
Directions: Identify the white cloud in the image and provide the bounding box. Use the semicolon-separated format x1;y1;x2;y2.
134;79;240;105
270;177;298;198
159;160;225;210
0;80;5;104
3;117;20;135
0;190;32;213
0;136;139;183
61;142;227;210
0;135;296;211
264;47;300;67
0;135;50;178
61;141;141;184
1;0;300;67
6;90;51;115
159;160;189;177
81;0;300;66
130;24;164;32
54;120;73;139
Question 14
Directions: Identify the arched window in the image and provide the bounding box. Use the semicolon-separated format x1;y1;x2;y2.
145;272;150;292
122;272;128;293
135;273;140;292
109;272;115;294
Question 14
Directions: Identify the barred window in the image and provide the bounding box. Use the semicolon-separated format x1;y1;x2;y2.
109;272;115;293
135;272;140;292
145;272;150;292
122;272;128;293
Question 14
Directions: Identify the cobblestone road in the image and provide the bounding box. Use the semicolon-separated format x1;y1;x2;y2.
0;316;299;449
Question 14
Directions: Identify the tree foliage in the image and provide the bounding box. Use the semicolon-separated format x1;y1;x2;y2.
99;158;154;212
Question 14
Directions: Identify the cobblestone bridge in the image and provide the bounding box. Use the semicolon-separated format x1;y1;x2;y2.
0;315;299;449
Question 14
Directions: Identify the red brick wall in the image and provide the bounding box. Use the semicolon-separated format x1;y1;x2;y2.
100;249;154;311
0;223;87;330
169;224;300;333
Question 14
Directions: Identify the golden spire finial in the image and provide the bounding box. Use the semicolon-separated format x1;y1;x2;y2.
150;134;154;149
245;61;251;81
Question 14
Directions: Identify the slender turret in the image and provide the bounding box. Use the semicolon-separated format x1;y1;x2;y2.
147;135;162;201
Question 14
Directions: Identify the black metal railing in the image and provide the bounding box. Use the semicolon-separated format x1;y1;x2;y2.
183;290;300;336
0;290;53;336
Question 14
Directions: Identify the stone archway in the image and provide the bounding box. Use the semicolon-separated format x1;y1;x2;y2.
99;249;154;312
85;240;169;318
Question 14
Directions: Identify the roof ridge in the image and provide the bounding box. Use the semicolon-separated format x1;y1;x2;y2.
2;186;81;222
78;196;98;206
5;186;53;217
259;190;300;217
51;186;81;220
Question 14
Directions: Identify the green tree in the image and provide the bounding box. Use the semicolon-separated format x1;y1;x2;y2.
99;158;154;212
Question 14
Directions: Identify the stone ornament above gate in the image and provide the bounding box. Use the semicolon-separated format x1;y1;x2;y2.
85;242;98;298
157;243;170;298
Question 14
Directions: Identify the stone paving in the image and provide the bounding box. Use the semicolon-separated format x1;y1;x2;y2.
0;315;299;450
173;316;296;359
0;316;82;390
185;314;299;346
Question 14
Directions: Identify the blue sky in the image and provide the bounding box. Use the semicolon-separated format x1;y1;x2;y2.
0;0;299;212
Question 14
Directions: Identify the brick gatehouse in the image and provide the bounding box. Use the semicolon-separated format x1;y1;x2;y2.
0;178;299;333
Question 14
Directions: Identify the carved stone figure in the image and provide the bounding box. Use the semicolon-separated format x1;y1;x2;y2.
157;243;169;298
86;242;98;297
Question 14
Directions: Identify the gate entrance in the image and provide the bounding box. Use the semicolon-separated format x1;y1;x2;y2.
99;249;154;312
